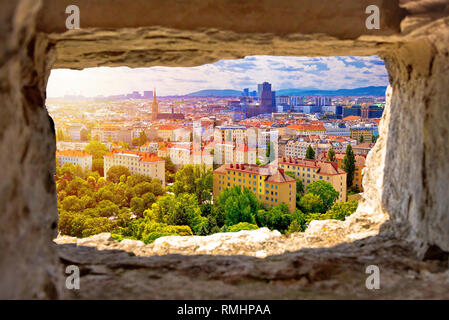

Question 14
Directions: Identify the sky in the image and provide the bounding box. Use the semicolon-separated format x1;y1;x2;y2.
46;55;388;97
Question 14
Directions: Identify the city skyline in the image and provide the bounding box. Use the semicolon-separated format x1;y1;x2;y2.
47;55;389;98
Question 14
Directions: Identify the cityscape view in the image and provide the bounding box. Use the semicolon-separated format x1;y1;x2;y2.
47;55;387;243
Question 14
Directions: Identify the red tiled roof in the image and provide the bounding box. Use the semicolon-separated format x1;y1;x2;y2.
56;150;91;157
104;149;164;163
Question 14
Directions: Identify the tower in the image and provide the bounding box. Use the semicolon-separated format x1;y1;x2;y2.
151;88;158;121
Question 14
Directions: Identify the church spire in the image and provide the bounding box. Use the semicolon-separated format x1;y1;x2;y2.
151;88;158;121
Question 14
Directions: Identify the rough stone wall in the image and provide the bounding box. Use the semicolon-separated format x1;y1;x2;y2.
381;21;449;257
0;0;63;299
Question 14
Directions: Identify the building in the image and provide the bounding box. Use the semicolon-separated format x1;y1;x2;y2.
213;125;246;144
276;95;290;106
258;82;275;114
104;150;165;185
314;96;332;107
56;150;92;170
335;153;366;191
56;141;90;151
213;163;297;212
151;89;184;121
143;91;153;99
343;105;362;118
352;142;374;155
68;124;87;141
361;105;384;119
278;157;347;202
91;126;133;144
156;125;179;141
284;123;326;136
350;127;374;142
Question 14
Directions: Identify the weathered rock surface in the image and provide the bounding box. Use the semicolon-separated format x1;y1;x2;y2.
57;235;449;299
54;219;387;258
0;0;62;299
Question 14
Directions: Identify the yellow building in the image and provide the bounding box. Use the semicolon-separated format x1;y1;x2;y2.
349;127;374;142
334;153;366;192
278;157;347;202
213;163;297;212
104;150;165;185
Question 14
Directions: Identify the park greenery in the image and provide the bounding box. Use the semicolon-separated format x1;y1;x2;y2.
56;157;358;243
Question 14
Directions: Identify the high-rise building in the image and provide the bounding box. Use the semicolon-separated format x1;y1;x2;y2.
258;82;275;114
343;105;362;118
315;96;332;107
143;91;153;99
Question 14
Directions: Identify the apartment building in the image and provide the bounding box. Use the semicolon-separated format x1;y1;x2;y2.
91;126;133;144
334;153;366;191
104;150;165;185
56;150;92;170
213;125;246;144
349;127;374;141
284;123;326;136
213;163;297;212
278;157;347;202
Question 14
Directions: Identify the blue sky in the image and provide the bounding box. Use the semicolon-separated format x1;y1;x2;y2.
47;55;388;97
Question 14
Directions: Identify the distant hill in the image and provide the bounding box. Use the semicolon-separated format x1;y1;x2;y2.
276;86;387;96
184;86;387;97
186;89;243;97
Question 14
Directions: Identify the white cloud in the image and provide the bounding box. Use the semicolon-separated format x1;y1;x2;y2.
46;55;388;97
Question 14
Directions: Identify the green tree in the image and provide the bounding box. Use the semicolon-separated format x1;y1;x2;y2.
328;147;336;162
255;203;292;233
172;164;212;204
80;128;89;141
84;140;109;159
298;193;324;214
106;165;131;183
359;135;364;143
342;144;356;188
305;145;315;160
145;193;205;234
130;197;145;217
266;141;271;158
325;200;358;221
215;186;260;226
305;180;339;212
139;131;148;146
227;222;259;232
92;158;104;176
126;174;152;188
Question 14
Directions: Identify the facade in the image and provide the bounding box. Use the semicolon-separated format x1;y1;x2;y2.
104;150;165;185
68;124;86;141
258;82;275;114
56;150;92;170
56;141;90;151
350;127;374;141
213;125;246;144
343;105;362;118
284;123;326;136
278;157;347;202
91;126;133;144
213;163;297;212
334;153;366;191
